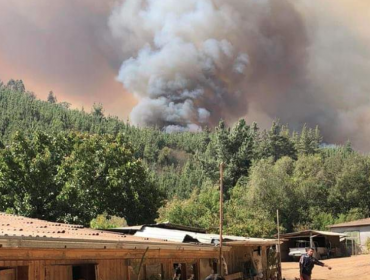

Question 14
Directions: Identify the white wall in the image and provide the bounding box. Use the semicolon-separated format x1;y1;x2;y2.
331;225;370;253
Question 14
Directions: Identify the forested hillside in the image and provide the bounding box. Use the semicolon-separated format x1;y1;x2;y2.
1;79;369;237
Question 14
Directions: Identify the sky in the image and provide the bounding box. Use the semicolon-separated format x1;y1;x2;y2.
1;0;370;151
0;0;136;117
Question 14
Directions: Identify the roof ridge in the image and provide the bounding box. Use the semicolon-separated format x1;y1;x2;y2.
328;217;370;228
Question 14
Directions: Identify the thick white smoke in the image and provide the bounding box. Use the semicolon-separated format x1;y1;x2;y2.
109;0;269;132
110;0;370;151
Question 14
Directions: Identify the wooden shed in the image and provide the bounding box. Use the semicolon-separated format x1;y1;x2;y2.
0;213;280;280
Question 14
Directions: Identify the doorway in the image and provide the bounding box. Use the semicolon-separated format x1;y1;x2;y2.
45;264;96;280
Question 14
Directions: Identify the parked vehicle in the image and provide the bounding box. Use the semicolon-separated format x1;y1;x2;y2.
288;240;328;260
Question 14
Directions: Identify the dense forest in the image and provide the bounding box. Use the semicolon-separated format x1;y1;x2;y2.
0;79;369;237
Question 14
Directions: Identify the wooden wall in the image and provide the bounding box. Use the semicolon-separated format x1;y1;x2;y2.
0;246;274;280
0;248;218;280
223;245;270;280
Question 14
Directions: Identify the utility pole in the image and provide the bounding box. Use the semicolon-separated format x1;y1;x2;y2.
219;162;224;276
277;210;282;280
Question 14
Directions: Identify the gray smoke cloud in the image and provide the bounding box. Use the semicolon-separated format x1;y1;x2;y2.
108;0;315;132
109;0;276;132
109;0;370;150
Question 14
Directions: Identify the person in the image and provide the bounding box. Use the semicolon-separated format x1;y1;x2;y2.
299;248;332;280
204;274;225;280
173;264;182;280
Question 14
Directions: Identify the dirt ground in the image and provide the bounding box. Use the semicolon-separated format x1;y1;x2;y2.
282;255;370;280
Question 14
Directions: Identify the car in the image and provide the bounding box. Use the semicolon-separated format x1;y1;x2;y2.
288;240;327;261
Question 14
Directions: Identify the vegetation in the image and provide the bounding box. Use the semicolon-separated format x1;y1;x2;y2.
0;130;163;226
366;237;370;252
90;212;128;229
0;78;369;237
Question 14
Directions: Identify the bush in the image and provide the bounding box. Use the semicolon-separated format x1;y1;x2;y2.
366;237;370;252
90;212;127;229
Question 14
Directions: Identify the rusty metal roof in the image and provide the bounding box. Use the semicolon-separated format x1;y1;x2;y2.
328;218;370;228
0;213;276;250
0;213;226;252
0;213;172;244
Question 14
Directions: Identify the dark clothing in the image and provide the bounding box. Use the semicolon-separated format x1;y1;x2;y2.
173;266;181;280
299;254;324;276
175;267;181;276
300;274;311;280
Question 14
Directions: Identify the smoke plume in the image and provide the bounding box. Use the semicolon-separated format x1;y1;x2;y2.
109;0;275;132
1;0;370;150
109;0;370;150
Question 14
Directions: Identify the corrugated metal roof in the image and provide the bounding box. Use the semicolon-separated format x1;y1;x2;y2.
0;213;171;244
108;225;144;234
328;218;370;228
110;222;206;234
0;213;227;252
280;230;346;238
134;226;279;245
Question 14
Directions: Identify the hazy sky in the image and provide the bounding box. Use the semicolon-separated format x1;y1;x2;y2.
0;0;136;117
1;0;370;151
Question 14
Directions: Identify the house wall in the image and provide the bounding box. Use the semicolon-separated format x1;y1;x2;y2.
199;259;214;280
0;245;279;280
0;248;218;280
331;226;370;253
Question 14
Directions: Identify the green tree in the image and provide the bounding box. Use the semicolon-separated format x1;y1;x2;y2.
244;157;297;232
0;132;164;225
90;212;128;229
0;132;66;220
157;182;220;231
7;79;25;93
55;133;164;225
225;181;278;237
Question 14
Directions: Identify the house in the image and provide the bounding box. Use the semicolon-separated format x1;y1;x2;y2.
329;218;370;254
279;230;345;261
0;214;281;280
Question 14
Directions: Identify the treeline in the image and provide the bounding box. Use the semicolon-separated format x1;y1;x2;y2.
0;79;369;236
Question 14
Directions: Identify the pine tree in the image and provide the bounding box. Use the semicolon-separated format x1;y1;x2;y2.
47;91;57;104
92;103;104;118
7;79;25;93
